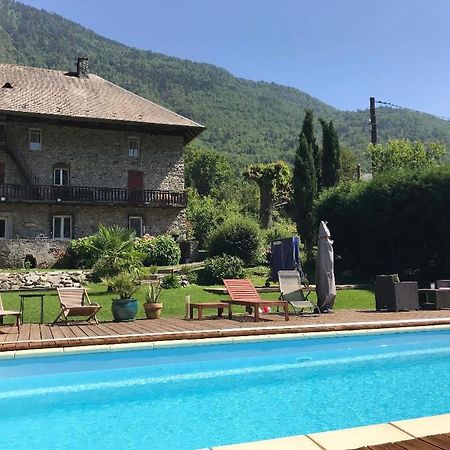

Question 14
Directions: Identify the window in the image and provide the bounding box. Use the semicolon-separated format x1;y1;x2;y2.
128;137;139;157
29;129;42;151
52;215;72;240
53;167;69;186
0;218;6;239
129;216;143;237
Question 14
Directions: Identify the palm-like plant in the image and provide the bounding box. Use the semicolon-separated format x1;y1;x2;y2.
91;225;144;280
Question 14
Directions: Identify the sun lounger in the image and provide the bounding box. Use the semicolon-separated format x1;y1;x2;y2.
222;279;289;321
0;295;21;329
52;288;101;325
278;270;318;314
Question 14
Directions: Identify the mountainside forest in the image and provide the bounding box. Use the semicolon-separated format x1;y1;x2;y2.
1;0;450;168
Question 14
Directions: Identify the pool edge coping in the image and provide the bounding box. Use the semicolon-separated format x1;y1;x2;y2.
1;322;449;359
207;412;450;449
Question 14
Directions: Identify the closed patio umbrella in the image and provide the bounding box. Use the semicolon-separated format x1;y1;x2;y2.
315;221;336;312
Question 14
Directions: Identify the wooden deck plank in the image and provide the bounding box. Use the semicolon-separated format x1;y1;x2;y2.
360;434;450;450
90;322;123;336
93;321;130;336
16;323;31;342
134;319;180;334
67;324;91;338
420;434;450;448
78;324;105;337
0;309;449;352
29;324;43;348
55;323;82;346
101;321;146;335
395;439;444;449
357;445;403;450
2;325;19;342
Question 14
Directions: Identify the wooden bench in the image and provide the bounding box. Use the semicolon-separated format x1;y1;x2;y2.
189;302;229;320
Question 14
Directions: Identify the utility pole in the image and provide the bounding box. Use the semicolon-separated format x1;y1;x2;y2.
370;97;377;144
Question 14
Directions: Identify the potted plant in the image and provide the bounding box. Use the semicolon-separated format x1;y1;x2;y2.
143;281;163;319
105;272;139;321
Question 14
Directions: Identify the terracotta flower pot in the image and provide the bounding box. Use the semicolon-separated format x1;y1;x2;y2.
144;302;163;319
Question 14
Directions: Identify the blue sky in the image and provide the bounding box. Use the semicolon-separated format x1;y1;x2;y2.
20;0;450;117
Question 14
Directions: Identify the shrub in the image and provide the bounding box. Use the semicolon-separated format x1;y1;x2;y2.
186;190;221;249
69;225;143;270
161;273;181;289
263;220;297;245
208;216;262;265
179;265;199;284
104;272;139;299
200;255;245;284
67;235;97;268
314;167;450;282
90;225;144;281
142;235;181;266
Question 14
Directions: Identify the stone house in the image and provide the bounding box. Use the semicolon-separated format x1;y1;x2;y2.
0;58;204;267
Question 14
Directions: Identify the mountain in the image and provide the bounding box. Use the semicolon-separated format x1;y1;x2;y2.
1;0;450;168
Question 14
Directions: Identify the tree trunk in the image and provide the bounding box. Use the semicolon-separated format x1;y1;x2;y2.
259;182;273;229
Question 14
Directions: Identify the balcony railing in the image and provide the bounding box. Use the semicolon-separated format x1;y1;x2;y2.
0;184;187;207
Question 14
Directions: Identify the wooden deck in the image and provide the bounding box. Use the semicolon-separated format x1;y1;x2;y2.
355;433;450;449
1;309;450;352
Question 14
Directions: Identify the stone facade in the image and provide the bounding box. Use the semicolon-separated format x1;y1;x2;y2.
5;120;185;190
0;203;186;240
0;148;24;184
0;119;187;250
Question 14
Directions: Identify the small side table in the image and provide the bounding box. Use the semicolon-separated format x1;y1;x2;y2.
19;293;45;324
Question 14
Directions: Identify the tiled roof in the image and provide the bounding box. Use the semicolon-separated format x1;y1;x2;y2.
0;63;204;138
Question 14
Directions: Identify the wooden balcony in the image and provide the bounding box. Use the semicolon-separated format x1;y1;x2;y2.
0;184;187;207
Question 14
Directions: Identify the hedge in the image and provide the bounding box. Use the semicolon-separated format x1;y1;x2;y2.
315;167;450;282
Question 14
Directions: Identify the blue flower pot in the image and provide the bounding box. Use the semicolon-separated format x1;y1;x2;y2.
111;298;138;322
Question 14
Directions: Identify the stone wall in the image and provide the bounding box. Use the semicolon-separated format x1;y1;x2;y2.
4;120;185;190
0;204;186;240
0;239;69;268
0;148;25;184
0;270;89;290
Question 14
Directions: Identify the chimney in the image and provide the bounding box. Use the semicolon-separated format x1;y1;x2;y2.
76;57;89;78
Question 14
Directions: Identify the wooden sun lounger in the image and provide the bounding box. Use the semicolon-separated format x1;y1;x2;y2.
52;288;101;325
0;295;21;330
222;279;289;322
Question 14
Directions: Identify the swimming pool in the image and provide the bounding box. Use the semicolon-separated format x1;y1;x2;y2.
0;329;449;450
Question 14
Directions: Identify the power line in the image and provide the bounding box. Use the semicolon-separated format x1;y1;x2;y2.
376;99;450;122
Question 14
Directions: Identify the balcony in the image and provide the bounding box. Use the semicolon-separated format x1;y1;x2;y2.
0;184;187;207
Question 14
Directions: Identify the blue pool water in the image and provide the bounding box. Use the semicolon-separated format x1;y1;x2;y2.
0;330;449;450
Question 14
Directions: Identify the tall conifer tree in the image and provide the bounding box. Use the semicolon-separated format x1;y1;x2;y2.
302;109;321;189
293;132;317;256
321;119;341;188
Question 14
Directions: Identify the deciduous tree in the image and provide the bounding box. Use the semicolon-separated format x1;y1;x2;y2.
243;161;292;229
366;139;446;176
185;145;234;196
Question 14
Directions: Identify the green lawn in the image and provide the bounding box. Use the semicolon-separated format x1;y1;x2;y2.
0;283;375;325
